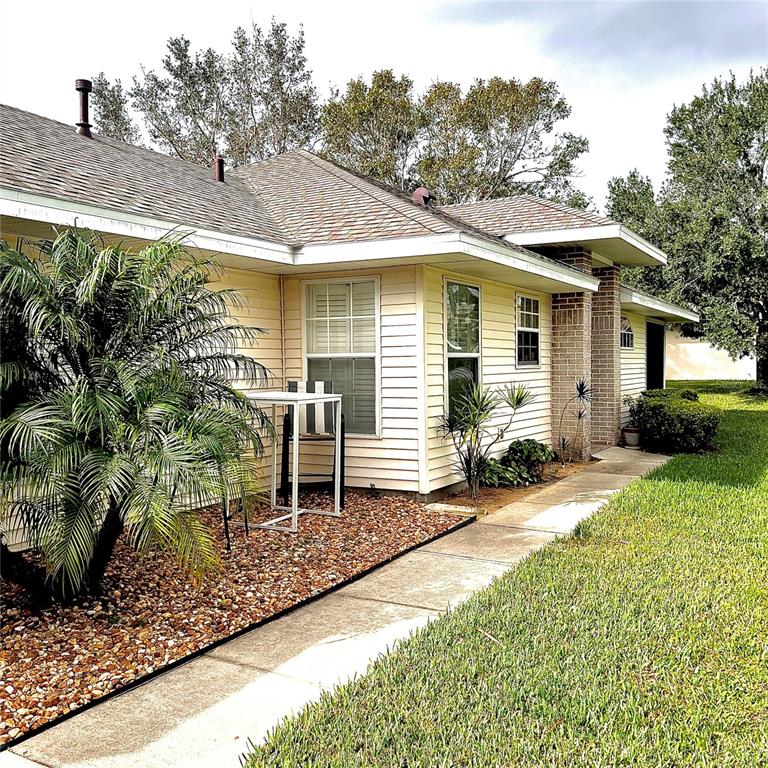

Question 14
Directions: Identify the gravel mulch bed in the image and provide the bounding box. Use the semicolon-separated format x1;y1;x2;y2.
0;492;463;746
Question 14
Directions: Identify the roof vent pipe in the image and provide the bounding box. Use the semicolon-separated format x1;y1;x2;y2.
412;186;434;206
214;155;224;183
75;79;92;138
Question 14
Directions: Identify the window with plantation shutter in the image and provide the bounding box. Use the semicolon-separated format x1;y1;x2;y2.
305;279;378;435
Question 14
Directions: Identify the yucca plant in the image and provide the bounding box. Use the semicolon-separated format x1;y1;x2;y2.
437;383;535;500
556;377;592;465
0;231;271;599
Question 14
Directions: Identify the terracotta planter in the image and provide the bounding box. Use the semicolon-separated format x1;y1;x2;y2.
622;427;641;449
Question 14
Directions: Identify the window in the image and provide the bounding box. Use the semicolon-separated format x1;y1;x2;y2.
620;316;634;349
517;295;540;366
305;280;377;435
446;280;480;414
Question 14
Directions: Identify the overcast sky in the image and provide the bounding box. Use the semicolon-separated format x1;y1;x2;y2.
1;0;765;209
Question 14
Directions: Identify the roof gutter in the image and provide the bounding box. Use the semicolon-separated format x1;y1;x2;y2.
0;187;294;264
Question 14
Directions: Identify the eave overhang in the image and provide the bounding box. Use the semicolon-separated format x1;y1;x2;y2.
505;224;667;267
620;286;699;323
1;189;600;295
294;232;600;293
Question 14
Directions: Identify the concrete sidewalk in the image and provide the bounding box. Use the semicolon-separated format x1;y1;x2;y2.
3;447;668;768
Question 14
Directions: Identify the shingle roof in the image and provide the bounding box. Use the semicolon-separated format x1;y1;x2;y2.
0;104;291;244
441;195;614;236
0;104;593;280
232;149;520;248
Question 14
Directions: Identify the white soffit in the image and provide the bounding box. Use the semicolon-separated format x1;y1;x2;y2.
505;224;667;267
620;287;699;322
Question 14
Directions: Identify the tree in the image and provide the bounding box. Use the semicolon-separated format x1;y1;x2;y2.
321;70;424;190
607;70;768;388
320;72;588;203
605;170;670;296
131;36;230;166
99;21;317;167
0;232;269;599
227;20;319;165
418;77;589;204
91;73;141;144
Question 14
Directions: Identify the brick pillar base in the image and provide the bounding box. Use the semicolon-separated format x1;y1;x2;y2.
544;248;593;461
591;265;622;448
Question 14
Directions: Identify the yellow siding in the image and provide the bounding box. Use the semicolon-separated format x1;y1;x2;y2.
424;267;552;493
213;268;284;483
620;311;647;424
283;266;422;493
214;267;284;390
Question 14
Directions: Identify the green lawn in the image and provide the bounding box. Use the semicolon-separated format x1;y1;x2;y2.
247;382;768;767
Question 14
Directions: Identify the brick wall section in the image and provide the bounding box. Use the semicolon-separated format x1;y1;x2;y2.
591;265;622;447
543;248;593;460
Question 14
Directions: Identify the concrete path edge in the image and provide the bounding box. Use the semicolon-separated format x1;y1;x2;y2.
0;513;474;756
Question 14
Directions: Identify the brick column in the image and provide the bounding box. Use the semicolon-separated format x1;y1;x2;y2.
543;248;593;461
591;266;622;448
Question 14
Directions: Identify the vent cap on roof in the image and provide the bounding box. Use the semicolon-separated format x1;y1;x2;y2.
214;154;224;182
412;186;435;206
75;79;92;138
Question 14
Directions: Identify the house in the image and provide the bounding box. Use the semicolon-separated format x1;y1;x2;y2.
0;94;698;500
665;328;755;381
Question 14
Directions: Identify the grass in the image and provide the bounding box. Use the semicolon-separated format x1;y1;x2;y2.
246;382;768;767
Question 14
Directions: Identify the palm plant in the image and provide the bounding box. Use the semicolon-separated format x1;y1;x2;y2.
437;383;535;500
556;377;592;465
0;231;271;599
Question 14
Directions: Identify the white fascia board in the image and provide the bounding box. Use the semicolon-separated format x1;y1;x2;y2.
620;287;699;322
617;225;668;265
295;232;600;292
506;224;667;266
0;187;294;265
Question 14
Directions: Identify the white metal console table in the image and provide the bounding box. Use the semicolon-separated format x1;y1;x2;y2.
248;391;343;533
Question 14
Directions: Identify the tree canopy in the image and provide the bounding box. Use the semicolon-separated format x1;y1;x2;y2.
91;23;588;204
93;20;319;168
607;69;768;387
321;72;589;204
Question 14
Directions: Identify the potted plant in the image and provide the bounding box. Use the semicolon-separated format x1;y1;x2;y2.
622;396;641;449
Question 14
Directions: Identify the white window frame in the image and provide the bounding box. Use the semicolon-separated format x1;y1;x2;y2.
301;276;381;438
620;316;634;349
516;293;541;369
444;277;482;411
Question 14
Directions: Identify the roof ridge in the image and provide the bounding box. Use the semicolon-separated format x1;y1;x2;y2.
295;151;440;236
519;193;613;225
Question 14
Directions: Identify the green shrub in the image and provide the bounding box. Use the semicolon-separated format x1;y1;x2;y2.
502;439;555;481
642;388;699;401
629;396;719;453
479;457;534;488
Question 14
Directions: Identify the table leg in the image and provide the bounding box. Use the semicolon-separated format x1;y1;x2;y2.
334;399;341;515
291;402;300;532
270;403;277;508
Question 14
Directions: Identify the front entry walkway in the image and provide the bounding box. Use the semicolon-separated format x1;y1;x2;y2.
3;448;668;768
